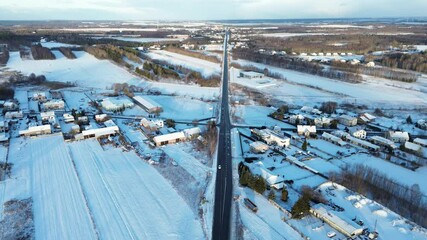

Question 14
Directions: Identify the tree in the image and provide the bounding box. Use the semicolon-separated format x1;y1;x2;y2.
281;187;289;202
165;119;175;128
330;120;338;129
239;170;250;186
319;101;337;114
268;190;275;201
406;115;413;124
249;175;266;194
302;140;308;151
291;194;310;219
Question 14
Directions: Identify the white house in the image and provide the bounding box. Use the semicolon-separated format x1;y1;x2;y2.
77;126;120;140
297;125;317;137
404;142;423;155
250;141;269;153
19;125;52;136
339;115;358;127
366;61;375;67
289;114;305;124
63;113;75;123
43;100;65;110
251;129;290;147
348;127;366;139
3;101;18;110
314;117;332;127
133;96;162;113
387;131;409;143
33;92;47;101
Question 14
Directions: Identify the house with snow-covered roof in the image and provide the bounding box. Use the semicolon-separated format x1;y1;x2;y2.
386;131;409;143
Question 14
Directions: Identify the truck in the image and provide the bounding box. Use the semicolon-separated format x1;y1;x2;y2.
243;198;258;212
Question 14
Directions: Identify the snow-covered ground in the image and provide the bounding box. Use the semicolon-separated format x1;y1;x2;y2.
233;59;427;107
68;140;205;239
4;51;141;89
232;105;295;128
93;36;184;43
144;50;221;78
40;41;80;49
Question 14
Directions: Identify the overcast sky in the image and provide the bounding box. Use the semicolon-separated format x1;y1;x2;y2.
0;0;426;20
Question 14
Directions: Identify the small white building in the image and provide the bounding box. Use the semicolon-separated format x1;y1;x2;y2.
63;113;75;123
183;127;201;140
387;131;409;143
40;111;56;124
251;128;290;147
370;136;397;149
19;124;52;136
33;92;47;101
348;127;366;139
339;115;358;127
358;113;376;124
240;71;264;79
3;101;18;110
153;132;186;146
404;142;423;155
366;61;375;67
95;114;108;122
322;132;347;146
43;100;65;110
250;141;269;153
314;117;332;127
133;96;162;113
414;138;427;147
289;114;305;124
5;111;23;119
77;126;120;140
297;125;317;137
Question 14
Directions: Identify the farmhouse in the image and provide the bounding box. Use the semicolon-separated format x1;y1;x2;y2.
153;132;186;146
386;131;409;143
43;100;65;110
133;96;162;113
310;204;364;238
251;128;290;147
339;115;358;127
297;125;317;137
239;71;264;79
19;125;52;136
250;141;270;153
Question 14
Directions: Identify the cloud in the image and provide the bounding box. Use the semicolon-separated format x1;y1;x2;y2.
0;0;425;20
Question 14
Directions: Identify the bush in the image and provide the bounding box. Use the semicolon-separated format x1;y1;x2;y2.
281;187;289;202
268;190;275;200
165;119;175;128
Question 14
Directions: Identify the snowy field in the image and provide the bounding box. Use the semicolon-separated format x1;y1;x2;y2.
232;105;295;128
145;50;221;77
93;36;184;43
40;41;80;49
143;82;219;99
4;51;141;89
68;140;205;239
233;59;427;107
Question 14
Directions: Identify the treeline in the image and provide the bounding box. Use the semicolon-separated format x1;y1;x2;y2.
165;47;220;63
0;49;9;64
380;52;427;74
0;85;14;99
331;61;419;82
85;44;142;65
59;47;76;59
233;49;363;83
331;164;427;227
138;61;180;80
31;44;55;60
249;34;427;54
238;162;267;194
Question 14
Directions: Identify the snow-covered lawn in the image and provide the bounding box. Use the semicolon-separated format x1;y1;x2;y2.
144;82;219;99
232;105;295;128
145;50;220;78
68;139;205;239
146;95;216;120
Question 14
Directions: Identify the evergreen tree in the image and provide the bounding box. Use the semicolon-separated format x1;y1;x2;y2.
406;115;413;124
302;140;308;151
291;194;310;219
